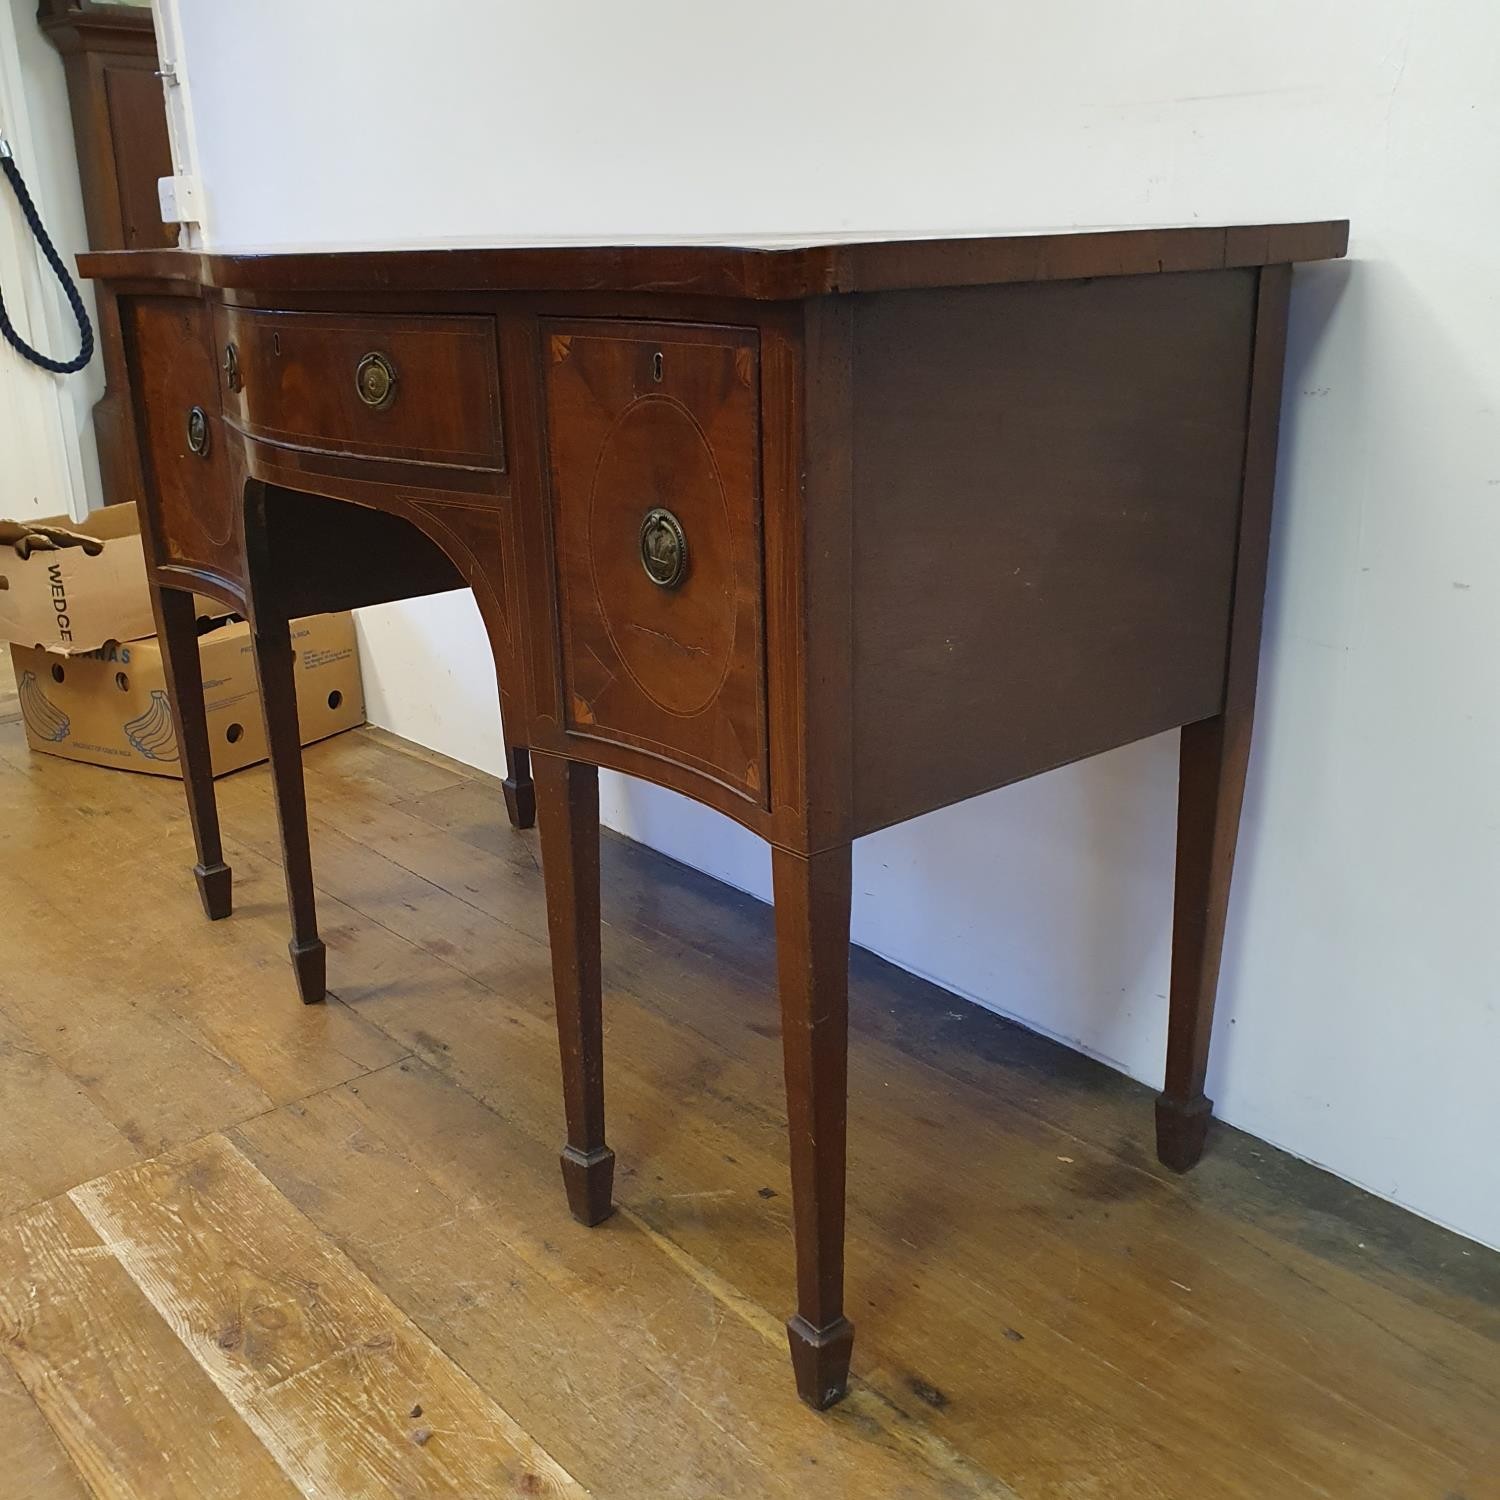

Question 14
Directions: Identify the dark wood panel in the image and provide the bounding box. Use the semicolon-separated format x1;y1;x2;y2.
102;61;176;251
543;319;768;806
125;296;243;588
79;220;1350;300
220;308;504;471
259;487;465;619
245;477;525;749
89;278;144;512
39;3;173;254
850;271;1257;834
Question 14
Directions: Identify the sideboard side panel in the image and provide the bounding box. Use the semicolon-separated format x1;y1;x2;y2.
850;270;1257;835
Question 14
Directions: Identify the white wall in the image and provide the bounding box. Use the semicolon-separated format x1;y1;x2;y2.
0;0;104;522
168;0;1500;1251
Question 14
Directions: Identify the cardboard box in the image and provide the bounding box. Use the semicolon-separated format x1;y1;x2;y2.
10;612;365;778
0;504;222;654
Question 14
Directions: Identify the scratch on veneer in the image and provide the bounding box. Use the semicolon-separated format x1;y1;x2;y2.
627;621;711;658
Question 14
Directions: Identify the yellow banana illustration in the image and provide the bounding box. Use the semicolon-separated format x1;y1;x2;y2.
123;690;179;762
18;670;70;743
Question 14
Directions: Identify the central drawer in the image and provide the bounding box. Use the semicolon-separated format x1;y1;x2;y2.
219;308;504;471
543;319;768;806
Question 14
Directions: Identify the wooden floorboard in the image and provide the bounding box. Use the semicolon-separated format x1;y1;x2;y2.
0;733;405;1158
1;718;1496;1498
70;1134;587;1499
232;1059;1010;1500
0;1345;92;1500
0;1196;301;1499
0;1007;140;1218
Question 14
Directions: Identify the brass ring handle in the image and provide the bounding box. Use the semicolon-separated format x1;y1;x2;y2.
186;405;210;456
639;507;688;590
355;351;398;410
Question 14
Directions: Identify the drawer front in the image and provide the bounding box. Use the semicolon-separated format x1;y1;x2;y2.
544;320;767;805
127;296;240;583
220;308;504;471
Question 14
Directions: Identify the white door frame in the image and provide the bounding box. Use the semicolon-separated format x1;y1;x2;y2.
151;0;203;246
0;0;105;522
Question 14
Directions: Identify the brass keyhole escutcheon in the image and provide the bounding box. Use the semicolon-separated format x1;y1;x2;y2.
186;405;210;456
355;351;398;410
639;507;688;590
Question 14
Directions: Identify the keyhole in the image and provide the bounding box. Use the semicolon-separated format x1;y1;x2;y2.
651;350;664;382
273;332;281;355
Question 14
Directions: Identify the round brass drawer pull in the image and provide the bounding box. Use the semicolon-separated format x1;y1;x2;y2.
355;351;398;410
186;405;210;456
639;507;688;590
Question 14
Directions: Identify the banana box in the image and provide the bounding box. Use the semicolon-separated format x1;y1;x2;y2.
10;612;364;778
0;503;225;654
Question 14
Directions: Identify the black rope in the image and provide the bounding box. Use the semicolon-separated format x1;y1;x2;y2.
0;142;94;375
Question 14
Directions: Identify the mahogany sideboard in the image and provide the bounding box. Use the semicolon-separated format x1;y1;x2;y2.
82;224;1349;1409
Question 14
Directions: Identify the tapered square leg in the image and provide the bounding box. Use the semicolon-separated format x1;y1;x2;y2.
535;754;614;1226
772;844;855;1410
244;483;324;1003
245;592;325;1003
154;587;232;921
1157;268;1291;1173
502;743;535;830
1158;715;1243;1171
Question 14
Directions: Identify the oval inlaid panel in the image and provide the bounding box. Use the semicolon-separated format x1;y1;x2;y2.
545;318;767;806
587;395;736;718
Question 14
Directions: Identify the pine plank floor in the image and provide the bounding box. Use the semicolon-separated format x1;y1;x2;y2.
0;714;1496;1498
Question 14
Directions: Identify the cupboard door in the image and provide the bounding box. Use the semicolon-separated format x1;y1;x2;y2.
544;320;767;806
